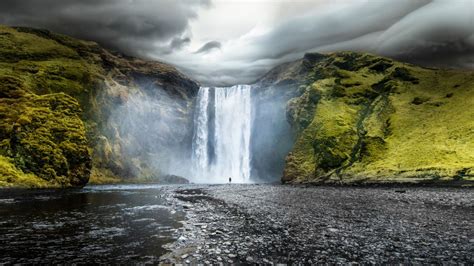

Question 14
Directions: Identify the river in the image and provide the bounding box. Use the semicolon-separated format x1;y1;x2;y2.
0;185;184;264
1;184;473;264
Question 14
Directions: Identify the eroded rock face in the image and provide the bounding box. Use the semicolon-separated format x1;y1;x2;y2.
89;48;199;182
249;55;326;182
0;25;199;187
280;52;474;184
2;23;472;187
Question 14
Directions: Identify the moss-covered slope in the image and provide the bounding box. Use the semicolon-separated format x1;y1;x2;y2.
0;26;96;187
0;25;198;187
282;52;474;184
0;88;90;188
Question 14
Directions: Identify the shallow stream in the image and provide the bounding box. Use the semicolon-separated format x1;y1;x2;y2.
0;185;183;264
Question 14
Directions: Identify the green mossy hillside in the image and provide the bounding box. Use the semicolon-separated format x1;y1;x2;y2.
0;25;198;187
0;81;91;187
283;52;474;184
0;25;98;187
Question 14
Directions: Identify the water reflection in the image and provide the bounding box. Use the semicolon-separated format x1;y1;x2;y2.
0;185;183;263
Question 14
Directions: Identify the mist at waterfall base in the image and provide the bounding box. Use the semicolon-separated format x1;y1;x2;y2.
109;82;295;184
191;85;296;184
192;86;252;183
109;84;194;180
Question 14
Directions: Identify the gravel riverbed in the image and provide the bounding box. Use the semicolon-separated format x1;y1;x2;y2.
162;184;474;264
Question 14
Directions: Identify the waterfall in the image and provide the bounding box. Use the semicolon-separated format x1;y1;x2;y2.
192;85;252;183
214;85;252;182
191;87;210;177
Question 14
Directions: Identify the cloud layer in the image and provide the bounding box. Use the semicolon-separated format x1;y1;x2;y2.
0;0;472;85
194;41;222;54
0;0;210;56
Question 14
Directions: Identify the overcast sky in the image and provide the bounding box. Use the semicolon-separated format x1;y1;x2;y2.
0;0;473;85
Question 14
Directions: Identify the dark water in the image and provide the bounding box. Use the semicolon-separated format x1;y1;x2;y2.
0;185;184;264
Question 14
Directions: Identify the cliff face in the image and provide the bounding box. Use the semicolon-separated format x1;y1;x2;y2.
0;25;198;187
2;24;473;187
280;52;474;184
249;57;312;181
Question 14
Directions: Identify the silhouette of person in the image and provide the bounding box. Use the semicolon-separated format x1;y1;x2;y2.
229;177;232;183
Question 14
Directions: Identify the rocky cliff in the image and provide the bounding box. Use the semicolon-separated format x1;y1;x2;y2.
276;52;474;184
0;25;198;187
249;57;312;181
2;24;473;187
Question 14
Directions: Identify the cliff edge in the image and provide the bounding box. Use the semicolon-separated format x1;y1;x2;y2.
0;25;198;187
279;52;474;184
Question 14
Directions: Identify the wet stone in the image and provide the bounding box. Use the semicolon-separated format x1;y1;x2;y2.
164;184;474;264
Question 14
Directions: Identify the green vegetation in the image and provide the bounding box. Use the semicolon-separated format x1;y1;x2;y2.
0;25;99;187
2;23;471;187
283;52;474;184
0;81;91;187
0;25;198;188
0;155;51;188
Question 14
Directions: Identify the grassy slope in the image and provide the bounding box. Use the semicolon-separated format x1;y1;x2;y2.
0;25;97;187
283;52;474;184
0;25;198;187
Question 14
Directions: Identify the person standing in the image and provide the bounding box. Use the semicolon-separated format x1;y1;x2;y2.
229;177;232;183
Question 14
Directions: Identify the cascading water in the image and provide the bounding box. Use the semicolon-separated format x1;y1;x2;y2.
191;85;252;183
191;87;210;177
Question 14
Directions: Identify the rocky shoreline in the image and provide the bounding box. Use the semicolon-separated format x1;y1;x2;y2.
161;184;474;264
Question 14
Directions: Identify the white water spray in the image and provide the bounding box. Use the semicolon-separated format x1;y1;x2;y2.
191;87;210;177
191;85;252;183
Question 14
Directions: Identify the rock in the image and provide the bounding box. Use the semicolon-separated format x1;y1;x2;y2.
167;183;473;264
0;26;201;188
161;175;190;184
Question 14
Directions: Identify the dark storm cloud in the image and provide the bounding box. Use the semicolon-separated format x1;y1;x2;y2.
0;0;471;85
0;0;210;56
187;0;474;85
170;37;191;50
373;0;474;68
159;36;191;55
194;41;222;54
256;0;473;67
